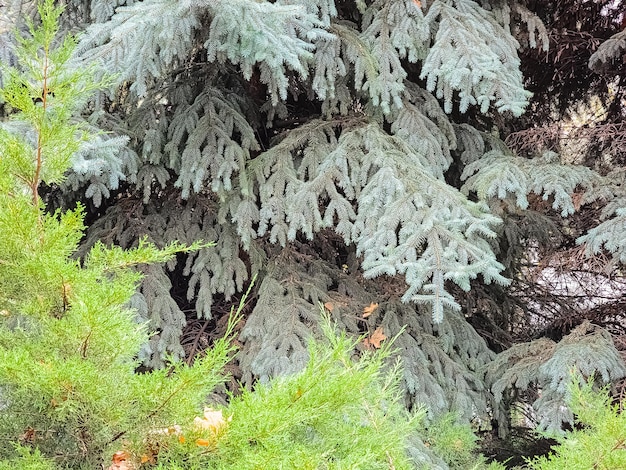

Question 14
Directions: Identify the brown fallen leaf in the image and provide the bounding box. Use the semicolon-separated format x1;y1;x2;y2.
369;327;387;349
363;302;379;318
571;191;584;212
324;301;334;312
107;451;134;470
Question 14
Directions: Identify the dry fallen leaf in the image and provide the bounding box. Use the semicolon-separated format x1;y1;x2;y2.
111;451;128;463
196;438;211;447
324;301;334;312
139;440;160;466
362;302;379;318
193;407;229;434
20;427;36;444
369;327;387;349
107;451;134;470
571;191;584;211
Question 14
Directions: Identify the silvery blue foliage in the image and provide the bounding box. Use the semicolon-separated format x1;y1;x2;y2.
3;0;625;439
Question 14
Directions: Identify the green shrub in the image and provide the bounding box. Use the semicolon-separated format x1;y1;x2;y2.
421;413;505;470
0;446;55;470
150;321;421;469
528;377;626;470
0;2;230;467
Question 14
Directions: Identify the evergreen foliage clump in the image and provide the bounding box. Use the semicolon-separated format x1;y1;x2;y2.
2;0;626;464
485;321;626;434
0;6;503;469
140;315;504;470
0;446;55;470
0;2;232;466
421;412;504;470
65;0;533;338
527;377;626;470
150;319;421;470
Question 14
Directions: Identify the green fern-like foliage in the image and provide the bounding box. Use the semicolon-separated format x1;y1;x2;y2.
0;446;55;470
216;321;418;470
527;377;626;469
147;315;503;470
0;3;233;466
423;412;506;470
78;194;255;367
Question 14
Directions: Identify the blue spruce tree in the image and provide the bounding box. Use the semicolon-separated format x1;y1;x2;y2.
2;0;626;443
